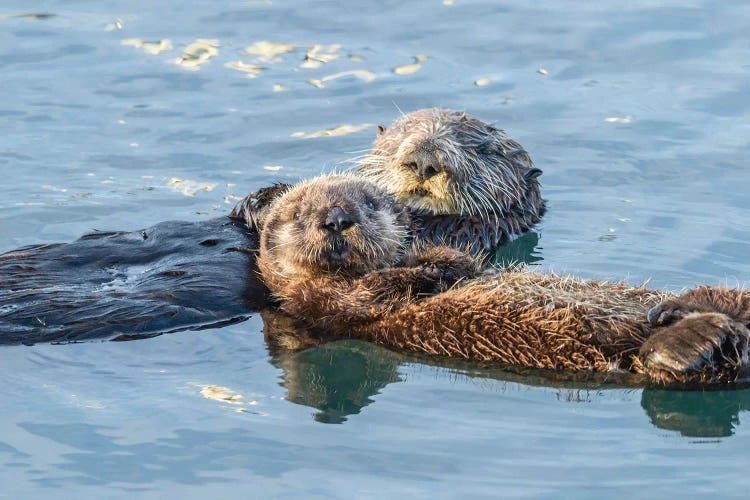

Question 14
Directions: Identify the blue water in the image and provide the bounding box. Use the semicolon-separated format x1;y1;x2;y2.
2;0;750;497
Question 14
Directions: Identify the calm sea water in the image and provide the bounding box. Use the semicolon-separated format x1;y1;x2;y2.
2;0;750;497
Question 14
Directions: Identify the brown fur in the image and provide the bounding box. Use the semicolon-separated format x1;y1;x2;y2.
258;174;412;291
232;108;545;255
260;175;750;386
358;108;545;252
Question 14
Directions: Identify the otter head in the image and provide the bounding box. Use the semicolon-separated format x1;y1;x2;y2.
358;108;544;219
258;174;409;288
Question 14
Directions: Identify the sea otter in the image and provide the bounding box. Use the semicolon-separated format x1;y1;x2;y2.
0;217;267;344
258;174;750;386
0;109;542;344
232;108;545;256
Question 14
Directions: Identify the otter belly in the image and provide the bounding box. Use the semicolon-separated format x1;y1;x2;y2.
0;217;267;345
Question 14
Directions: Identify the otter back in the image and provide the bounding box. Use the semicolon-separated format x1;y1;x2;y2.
0;217;268;345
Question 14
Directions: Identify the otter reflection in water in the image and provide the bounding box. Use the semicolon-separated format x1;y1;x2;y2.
264;319;750;437
0;108;543;344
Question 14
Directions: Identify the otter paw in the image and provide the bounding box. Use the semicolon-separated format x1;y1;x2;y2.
647;300;686;327
640;312;750;384
416;246;480;280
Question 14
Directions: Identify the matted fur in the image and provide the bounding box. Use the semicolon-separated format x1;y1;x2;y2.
232;108;546;256
358;108;545;252
260;177;750;386
258;174;411;291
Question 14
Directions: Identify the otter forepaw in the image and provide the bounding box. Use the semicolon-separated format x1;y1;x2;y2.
647;300;685;327
639;312;750;385
414;246;480;279
647;299;715;327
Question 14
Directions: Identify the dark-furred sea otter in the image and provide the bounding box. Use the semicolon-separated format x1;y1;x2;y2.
258;174;750;386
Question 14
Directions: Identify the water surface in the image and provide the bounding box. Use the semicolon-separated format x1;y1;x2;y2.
1;0;750;497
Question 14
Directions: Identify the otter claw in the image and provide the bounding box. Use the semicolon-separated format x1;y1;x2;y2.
647;304;682;327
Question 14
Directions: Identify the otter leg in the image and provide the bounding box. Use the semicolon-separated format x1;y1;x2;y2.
278;247;481;329
359;247;481;301
404;246;482;286
230;183;293;229
648;287;750;327
639;312;750;385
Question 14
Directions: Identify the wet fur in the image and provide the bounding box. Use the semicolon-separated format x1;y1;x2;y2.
258;174;412;291
358;108;546;253
233;108;546;256
260;176;750;386
0;217;266;344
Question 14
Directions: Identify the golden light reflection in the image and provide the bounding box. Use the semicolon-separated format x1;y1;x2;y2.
292;123;372;139
105;19;123;31
393;55;428;75
174;39;219;69
225;60;264;78
475;78;490;86
167;178;218;196
121;38;172;55
308;69;376;88
273;83;289;92
301;44;341;69
200;385;243;404
605;116;633;123
245;40;294;62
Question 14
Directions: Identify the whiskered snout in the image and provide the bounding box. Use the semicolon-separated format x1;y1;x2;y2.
319;206;359;265
402;149;445;183
323;206;354;233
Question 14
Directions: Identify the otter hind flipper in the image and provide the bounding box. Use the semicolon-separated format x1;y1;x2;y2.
230;183;293;231
639;312;750;385
648;287;750;328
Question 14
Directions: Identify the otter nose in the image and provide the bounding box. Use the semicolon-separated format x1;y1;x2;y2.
324;206;353;232
404;151;441;181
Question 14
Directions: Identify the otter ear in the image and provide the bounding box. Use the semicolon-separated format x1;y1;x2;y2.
377;124;386;136
524;168;543;180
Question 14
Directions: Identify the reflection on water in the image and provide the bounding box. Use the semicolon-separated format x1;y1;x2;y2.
641;389;749;438
272;341;401;424
175;39;219;69
393;55;428;75
268;328;750;437
3;0;750;495
493;230;543;266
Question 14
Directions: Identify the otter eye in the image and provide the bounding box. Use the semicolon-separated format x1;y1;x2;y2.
293;212;301;221
366;200;375;210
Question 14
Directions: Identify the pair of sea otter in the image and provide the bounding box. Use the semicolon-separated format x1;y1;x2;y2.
2;108;748;387
0;109;540;342
250;111;750;387
232;108;545;255
255;174;750;386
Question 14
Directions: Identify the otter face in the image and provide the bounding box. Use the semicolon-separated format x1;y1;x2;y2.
359;108;543;218
259;175;409;282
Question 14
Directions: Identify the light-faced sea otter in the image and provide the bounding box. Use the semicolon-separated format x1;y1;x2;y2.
232;108;545;256
259;174;750;386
